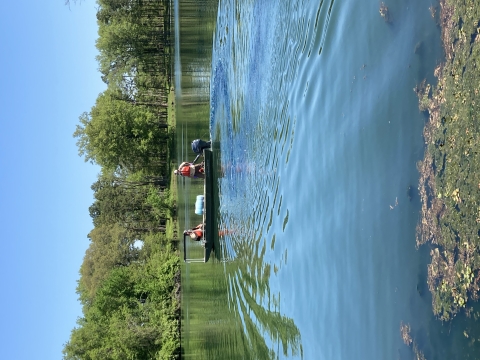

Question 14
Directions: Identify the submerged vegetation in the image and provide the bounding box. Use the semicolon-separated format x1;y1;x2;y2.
417;0;480;321
379;2;392;23
400;322;426;360
63;0;181;359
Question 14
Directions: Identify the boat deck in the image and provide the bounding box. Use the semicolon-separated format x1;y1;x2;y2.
183;148;214;263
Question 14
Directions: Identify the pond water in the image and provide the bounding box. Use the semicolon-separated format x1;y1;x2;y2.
177;0;480;359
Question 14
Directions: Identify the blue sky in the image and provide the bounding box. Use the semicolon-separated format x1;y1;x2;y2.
0;1;104;358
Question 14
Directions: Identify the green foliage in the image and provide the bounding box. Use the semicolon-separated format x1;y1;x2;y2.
78;224;138;302
65;250;180;360
418;0;480;320
88;170;172;235
140;232;169;259
74;89;168;172
66;0;181;358
146;187;174;220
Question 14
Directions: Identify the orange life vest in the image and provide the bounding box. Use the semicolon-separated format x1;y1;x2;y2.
180;165;192;177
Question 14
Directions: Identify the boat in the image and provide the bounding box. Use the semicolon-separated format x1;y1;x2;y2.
183;147;215;263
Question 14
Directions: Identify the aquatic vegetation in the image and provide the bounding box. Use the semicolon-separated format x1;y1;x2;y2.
413;342;427;360
414;79;431;112
379;2;391;23
400;322;427;360
400;322;412;346
417;0;480;320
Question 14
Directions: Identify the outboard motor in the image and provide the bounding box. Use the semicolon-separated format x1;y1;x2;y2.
191;139;211;154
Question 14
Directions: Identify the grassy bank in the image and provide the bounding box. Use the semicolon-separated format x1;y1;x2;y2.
167;88;179;241
417;0;480;321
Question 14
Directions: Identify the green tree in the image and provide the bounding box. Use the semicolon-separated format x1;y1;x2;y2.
89;171;169;233
65;256;180;360
78;224;139;302
74;89;168;172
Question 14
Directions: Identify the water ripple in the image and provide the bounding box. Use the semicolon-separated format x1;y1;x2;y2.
210;1;310;358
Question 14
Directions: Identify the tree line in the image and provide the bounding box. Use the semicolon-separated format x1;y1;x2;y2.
63;0;180;359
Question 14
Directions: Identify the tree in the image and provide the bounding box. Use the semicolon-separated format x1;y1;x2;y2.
88;171;169;233
65;261;179;359
73;89;168;171
78;224;139;301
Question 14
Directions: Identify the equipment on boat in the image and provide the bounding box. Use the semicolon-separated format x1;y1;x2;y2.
191;139;211;164
195;194;204;215
191;139;211;154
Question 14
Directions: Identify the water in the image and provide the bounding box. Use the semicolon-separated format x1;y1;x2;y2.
177;0;480;359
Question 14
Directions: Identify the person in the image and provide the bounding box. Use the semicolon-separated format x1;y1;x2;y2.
191;139;211;164
174;161;205;179
191;139;211;154
184;223;204;241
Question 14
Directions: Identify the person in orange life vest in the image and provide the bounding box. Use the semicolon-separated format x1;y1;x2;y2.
174;161;205;179
184;223;204;241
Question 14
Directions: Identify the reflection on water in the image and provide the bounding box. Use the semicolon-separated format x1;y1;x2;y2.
210;1;312;358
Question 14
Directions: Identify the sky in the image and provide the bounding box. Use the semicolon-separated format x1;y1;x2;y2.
0;1;105;358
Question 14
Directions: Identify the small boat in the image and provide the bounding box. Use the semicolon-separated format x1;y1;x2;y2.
183;148;215;263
